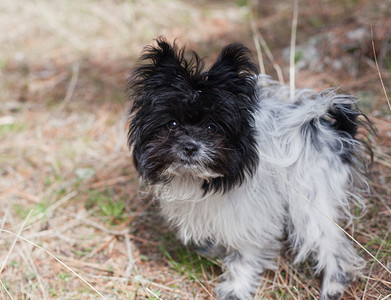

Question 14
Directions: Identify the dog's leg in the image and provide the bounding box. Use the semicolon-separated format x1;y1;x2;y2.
288;196;363;300
215;247;277;300
195;240;225;258
319;253;356;300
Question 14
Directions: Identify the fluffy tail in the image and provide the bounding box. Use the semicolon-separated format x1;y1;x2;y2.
325;100;374;166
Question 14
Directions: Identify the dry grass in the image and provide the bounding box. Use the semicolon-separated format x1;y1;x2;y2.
0;0;390;299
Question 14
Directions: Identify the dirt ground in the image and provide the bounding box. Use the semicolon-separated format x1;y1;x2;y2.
0;0;390;299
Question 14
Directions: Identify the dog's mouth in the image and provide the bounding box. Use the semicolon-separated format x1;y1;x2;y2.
179;157;199;165
164;161;222;180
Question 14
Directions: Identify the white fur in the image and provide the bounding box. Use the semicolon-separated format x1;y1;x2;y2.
149;75;367;300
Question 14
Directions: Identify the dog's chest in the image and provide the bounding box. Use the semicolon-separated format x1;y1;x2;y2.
160;193;247;246
156;179;284;247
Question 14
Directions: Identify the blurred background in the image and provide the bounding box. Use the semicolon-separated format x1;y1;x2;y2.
0;0;390;299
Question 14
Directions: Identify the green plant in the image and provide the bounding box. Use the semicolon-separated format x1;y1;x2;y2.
159;233;219;283
85;190;125;222
58;272;70;283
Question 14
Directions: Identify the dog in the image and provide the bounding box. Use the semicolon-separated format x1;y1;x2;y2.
127;37;371;300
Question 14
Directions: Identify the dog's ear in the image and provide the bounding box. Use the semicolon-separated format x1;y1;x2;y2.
206;44;258;99
139;37;185;76
128;36;204;95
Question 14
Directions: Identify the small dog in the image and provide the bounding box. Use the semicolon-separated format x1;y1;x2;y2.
127;37;371;300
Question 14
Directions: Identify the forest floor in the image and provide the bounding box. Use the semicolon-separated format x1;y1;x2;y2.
0;0;390;299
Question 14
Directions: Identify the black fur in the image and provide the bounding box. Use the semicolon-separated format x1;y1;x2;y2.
128;37;259;193
303;95;373;166
127;38;374;300
328;102;374;164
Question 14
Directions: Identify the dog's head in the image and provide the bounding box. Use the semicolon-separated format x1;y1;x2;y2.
128;37;259;193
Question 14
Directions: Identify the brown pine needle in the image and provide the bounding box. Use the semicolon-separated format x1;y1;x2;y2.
371;27;391;112
0;229;105;299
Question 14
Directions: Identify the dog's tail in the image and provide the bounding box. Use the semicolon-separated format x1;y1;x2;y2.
327;103;360;138
281;88;375;169
256;77;375;167
324;99;374;165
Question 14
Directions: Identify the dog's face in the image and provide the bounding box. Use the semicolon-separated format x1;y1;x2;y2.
128;38;259;193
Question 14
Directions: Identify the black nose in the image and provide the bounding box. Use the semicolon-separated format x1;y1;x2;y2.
183;142;198;156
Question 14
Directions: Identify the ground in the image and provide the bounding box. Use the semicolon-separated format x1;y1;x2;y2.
0;0;390;299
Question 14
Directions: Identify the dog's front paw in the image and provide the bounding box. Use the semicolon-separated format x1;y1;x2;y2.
215;280;253;300
320;292;342;300
320;271;352;300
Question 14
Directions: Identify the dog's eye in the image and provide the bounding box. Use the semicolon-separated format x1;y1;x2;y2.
206;123;216;132
168;120;179;130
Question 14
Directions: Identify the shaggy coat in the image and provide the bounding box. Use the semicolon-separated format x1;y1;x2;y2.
128;38;371;300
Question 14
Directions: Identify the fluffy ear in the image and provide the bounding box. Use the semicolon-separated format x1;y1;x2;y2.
128;37;203;103
128;37;181;94
206;44;258;101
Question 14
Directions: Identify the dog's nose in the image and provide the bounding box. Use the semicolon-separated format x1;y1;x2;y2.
183;142;198;156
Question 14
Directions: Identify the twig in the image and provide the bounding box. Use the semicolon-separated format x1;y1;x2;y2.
16;246;48;300
27;191;78;226
128;234;159;246
89;175;135;189
289;0;299;102
362;223;391;299
277;267;298;300
250;15;266;75
192;274;215;299
145;287;162;300
0;278;15;300
0;204;11;238
56;61;80;111
360;275;391;287
280;260;318;298
87;273;180;293
9;190;40;203
124;233;135;278
84;203;152;259
80;218;128;236
0;229;105;299
0;210;32;274
85;236;115;260
371;27;391;112
254;29;285;84
56;255;115;273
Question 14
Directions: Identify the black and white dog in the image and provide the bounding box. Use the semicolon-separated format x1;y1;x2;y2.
127;37;371;300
